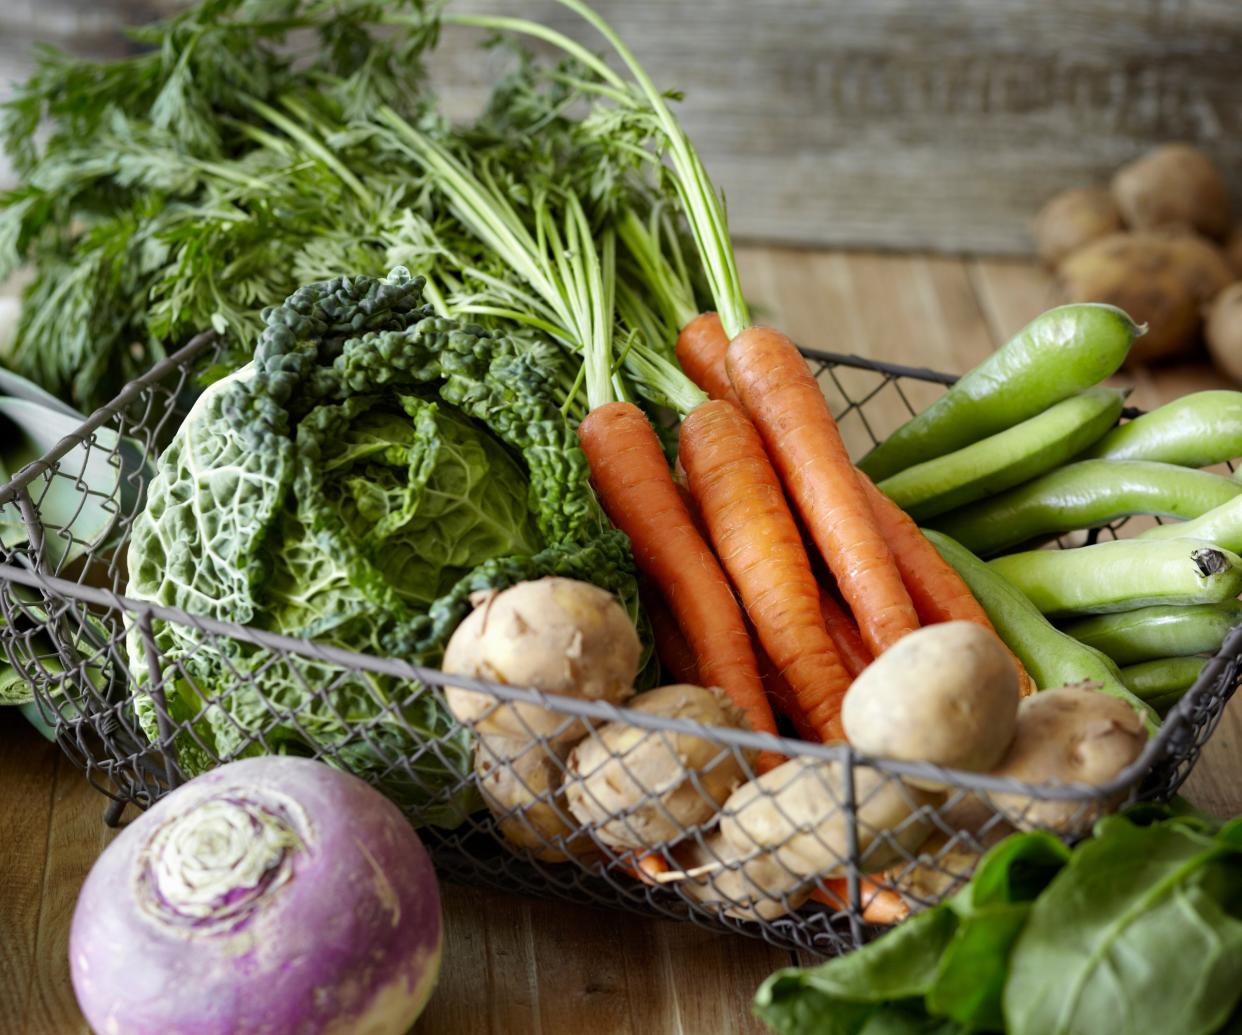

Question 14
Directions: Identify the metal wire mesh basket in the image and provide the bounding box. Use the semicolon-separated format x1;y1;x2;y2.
2;331;1238;957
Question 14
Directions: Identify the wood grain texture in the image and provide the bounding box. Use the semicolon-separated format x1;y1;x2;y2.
4;1;1241;251
1;247;1240;1035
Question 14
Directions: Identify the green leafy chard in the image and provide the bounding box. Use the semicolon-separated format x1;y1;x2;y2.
753;810;1242;1035
125;269;636;826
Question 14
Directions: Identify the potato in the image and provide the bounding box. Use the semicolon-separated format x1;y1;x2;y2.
719;756;937;880
989;683;1147;834
1058;233;1204;363
842;621;1019;785
1206;283;1242;384
1226;227;1242;279
1032;186;1122;268
1162;232;1237;305
886;792;1014;909
563;684;754;849
669;832;811;922
443;578;640;744
475;736;594;863
1111;144;1232;240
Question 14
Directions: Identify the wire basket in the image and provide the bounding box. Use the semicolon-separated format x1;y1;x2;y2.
2;331;1238;957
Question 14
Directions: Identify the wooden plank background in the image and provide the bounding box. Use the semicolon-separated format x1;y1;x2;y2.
3;244;1241;1034
3;0;1241;253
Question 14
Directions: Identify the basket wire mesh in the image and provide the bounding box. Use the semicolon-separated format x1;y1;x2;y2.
1;331;1238;957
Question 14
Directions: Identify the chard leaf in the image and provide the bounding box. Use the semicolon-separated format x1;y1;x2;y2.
1004;816;1242;1035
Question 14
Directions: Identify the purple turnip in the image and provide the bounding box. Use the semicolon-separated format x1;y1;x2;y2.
70;756;442;1035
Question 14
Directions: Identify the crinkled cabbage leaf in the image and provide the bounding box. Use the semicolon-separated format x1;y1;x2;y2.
126;269;635;826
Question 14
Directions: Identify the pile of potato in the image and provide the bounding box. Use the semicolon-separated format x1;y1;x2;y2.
442;578;1149;923
1033;144;1242;377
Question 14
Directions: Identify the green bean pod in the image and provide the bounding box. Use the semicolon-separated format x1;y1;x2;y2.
1084;390;1242;467
1119;656;1209;703
988;538;1242;617
1140;493;1242;553
1062;601;1242;666
923;530;1157;729
878;388;1125;521
858;304;1138;481
929;460;1241;557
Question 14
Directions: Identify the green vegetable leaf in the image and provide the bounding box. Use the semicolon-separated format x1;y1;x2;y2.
1004;815;1242;1035
929;832;1070;1031
125;270;636;827
755;907;960;1035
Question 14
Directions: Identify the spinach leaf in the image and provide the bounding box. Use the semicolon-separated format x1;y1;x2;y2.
929;832;1070;1031
754;907;960;1035
1004;815;1242;1035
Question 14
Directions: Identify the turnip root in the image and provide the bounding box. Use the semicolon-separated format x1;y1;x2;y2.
443;578;640;744
70;757;441;1035
989;682;1147;834
719;757;937;880
668;832;811;922
1206;283;1242;384
1111;144;1232;240
1058;233;1204;363
474;736;594;863
1032;187;1122;268
842;621;1019;785
564;684;753;850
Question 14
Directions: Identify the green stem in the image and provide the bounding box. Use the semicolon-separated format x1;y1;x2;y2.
546;0;749;337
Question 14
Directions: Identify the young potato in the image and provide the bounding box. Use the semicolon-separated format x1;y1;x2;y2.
564;684;754;850
1206;283;1242;384
668;832;811;922
719;756;937;880
989;682;1147;834
1226;226;1242;278
442;578;641;744
1111;144;1232;240
1032;186;1122;268
1058;233;1204;363
474;736;595;863
842;621;1019;785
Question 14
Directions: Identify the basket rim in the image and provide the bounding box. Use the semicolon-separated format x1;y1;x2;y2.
1;330;1236;810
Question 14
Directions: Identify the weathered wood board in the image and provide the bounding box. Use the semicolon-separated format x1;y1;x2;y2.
3;0;1240;254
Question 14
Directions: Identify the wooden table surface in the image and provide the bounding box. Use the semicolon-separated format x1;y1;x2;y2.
3;245;1241;1035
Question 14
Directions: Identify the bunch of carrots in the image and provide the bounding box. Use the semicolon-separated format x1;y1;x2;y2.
438;0;1036;922
552;0;1034;775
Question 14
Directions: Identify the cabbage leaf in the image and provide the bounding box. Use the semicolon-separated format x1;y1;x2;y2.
126;269;635;826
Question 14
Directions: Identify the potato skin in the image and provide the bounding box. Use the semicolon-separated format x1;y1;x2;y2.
672;832;812;922
1111;144;1232;240
563;684;753;849
719;756;936;879
443;578;640;743
474;736;595;863
990;682;1147;834
1226;227;1242;279
1032;186;1122;268
842;620;1019;779
1059;233;1203;363
1206;283;1242;384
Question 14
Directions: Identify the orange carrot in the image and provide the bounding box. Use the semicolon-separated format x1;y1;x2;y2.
680;399;853;743
640;579;700;685
621;851;670;886
726;327;920;657
812;877;910;925
676;312;739;404
753;635;820;742
817;588;873;678
577;402;782;770
856;473;1037;696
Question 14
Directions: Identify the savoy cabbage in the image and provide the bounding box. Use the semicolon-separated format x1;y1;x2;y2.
126;268;636;826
